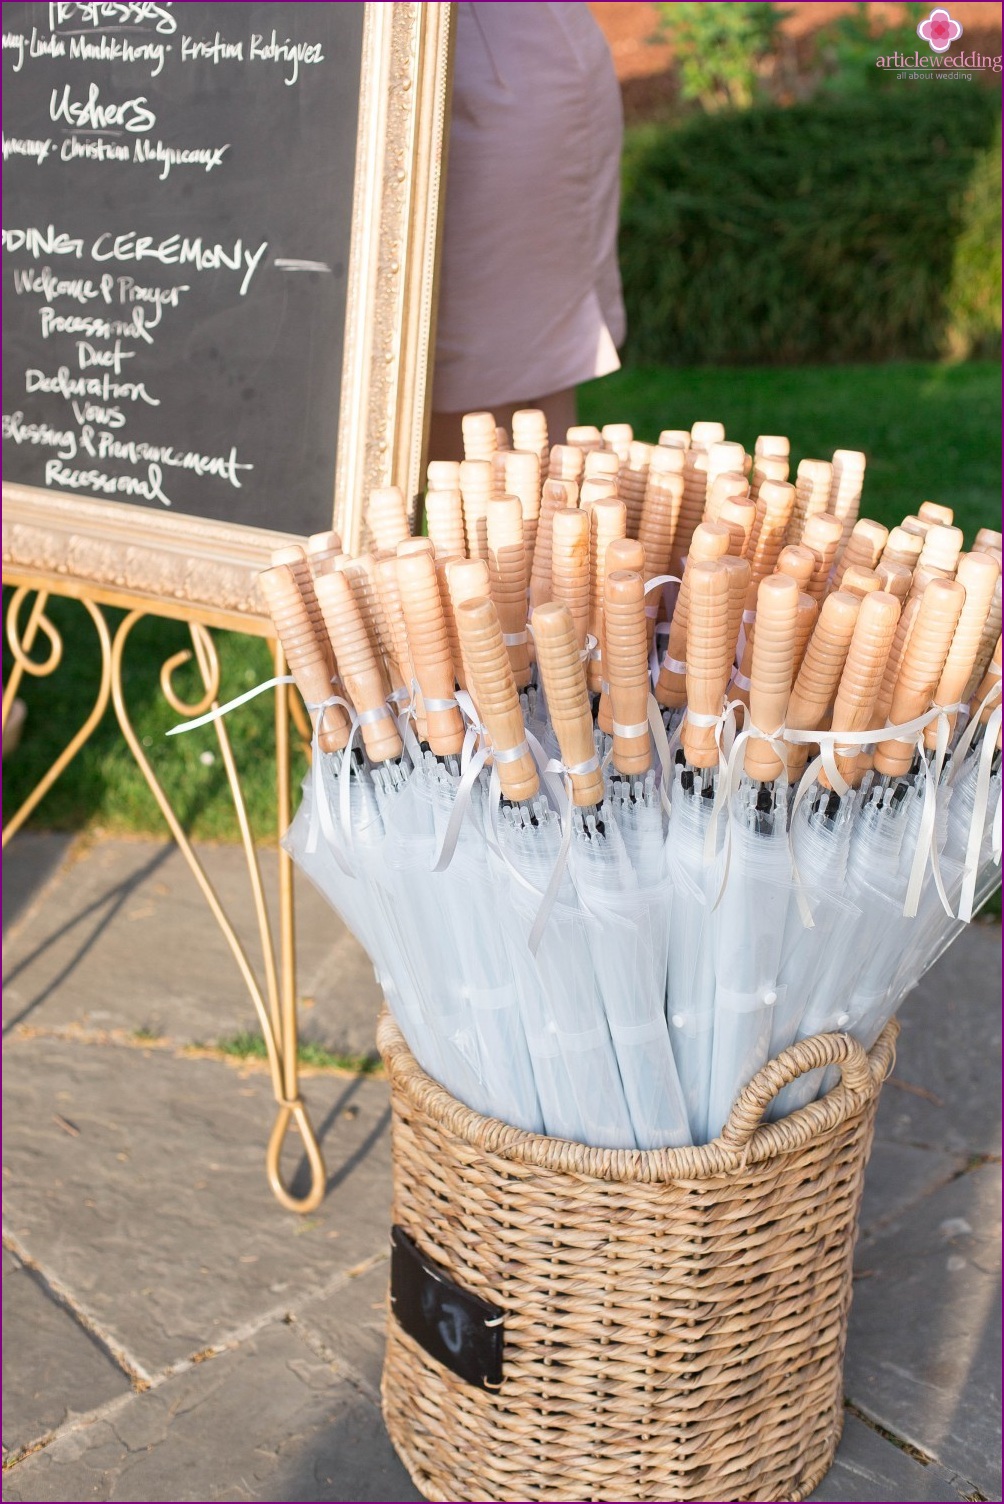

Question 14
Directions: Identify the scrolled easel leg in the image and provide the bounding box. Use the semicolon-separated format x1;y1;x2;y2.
265;1096;327;1214
112;610;327;1211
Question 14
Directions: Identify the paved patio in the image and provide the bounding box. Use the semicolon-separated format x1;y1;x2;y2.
3;832;1000;1501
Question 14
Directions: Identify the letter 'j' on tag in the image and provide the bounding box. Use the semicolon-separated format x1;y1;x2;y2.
390;1225;504;1389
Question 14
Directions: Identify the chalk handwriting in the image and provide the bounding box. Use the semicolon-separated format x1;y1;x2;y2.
50;82;157;133
48;3;177;36
248;31;324;86
180;32;242;64
3;136;55;164
3;32;26;70
26;366;160;405
43;457;175;506
39;304;161;343
4;228;269;297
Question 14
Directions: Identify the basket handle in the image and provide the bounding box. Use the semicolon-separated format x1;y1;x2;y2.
718;1031;873;1151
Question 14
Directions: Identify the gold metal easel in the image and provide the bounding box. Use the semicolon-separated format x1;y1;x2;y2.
1;0;454;1211
2;583;327;1213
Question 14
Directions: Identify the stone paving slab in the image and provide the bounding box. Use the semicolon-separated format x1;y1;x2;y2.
2;1248;131;1459
292;1257;391;1401
3;835;383;1055
858;1138;964;1237
1;1320;422;1503
808;1412;968;1502
846;1161;1002;1499
877;923;1001;1160
2;833;75;934
3;1034;392;1377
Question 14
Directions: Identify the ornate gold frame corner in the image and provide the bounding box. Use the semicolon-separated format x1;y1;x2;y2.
335;1;454;553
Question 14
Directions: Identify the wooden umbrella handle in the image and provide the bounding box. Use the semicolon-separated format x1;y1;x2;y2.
638;467;684;644
915;501;950;526
788;459;833;547
550;508;593;651
366;485;411;554
529;477;577;611
314;571;402;762
486;496;531;688
841;565;882;599
531;602;604;806
671;448;710;576
682;561;732;769
874;559;912;600
775;544;815;591
751;455;789;503
785;589;860;775
823;591;901;788
832;519;888;589
436;558;467;694
305;531;343;579
606;535;646;576
258;565;350;753
373;556;416;692
655;520;731;709
547;443;585;482
705;471;749;525
598;537;647;737
801;513;844;604
337;554;399;680
396;551;465;756
456;597;539;803
919;524;964;575
872;595;920;728
745;573;799;781
425;488;467;561
793;592;819;678
270;544;335;678
970;634;1002;725
603;570;651;774
503;450;541;576
724;556;752;671
718;496;757;558
446;557;490;691
461;409;497;457
587;497;627;693
875;578;966;776
746;479;795;597
459;458;494;561
925;552;1001;747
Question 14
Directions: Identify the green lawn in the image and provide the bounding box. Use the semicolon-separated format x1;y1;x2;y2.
4;359;999;842
580;360;1001;543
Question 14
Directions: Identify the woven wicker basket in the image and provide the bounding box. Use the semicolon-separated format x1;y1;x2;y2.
378;1010;898;1504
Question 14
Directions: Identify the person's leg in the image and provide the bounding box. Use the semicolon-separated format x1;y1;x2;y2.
427;387;578;467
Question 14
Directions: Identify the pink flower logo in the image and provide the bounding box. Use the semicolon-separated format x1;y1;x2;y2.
917;7;963;51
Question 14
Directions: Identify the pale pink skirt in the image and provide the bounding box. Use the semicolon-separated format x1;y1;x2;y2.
432;2;626;412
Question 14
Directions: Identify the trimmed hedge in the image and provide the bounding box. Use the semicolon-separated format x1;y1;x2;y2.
619;90;1001;365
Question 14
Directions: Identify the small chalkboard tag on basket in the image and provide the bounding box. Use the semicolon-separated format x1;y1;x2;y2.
390;1226;504;1390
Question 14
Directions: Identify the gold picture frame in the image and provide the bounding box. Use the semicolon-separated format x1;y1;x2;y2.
2;0;454;630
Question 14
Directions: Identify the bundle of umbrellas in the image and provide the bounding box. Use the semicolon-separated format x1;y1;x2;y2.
256;412;1002;1149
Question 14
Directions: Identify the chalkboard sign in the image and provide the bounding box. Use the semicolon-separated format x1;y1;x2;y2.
2;1;367;535
2;3;451;623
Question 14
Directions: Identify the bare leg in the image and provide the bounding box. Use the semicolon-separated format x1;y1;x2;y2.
428;387;578;466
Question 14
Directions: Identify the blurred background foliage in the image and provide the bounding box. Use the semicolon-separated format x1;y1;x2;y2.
619;3;1002;364
620;89;1001;366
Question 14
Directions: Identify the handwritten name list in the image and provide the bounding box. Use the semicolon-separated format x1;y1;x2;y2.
2;2;365;533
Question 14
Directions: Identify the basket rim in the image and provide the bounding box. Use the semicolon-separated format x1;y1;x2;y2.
377;1011;898;1184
